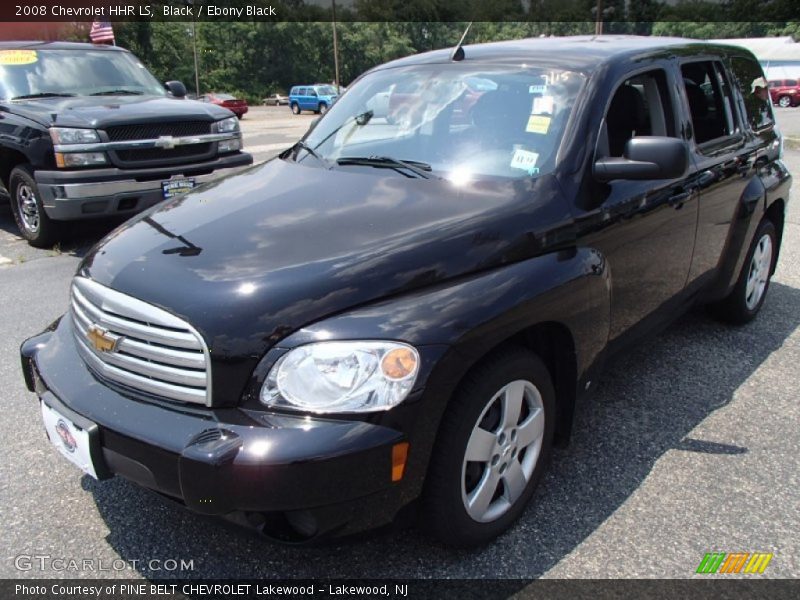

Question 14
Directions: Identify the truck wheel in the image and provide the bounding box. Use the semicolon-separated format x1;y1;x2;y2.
291;103;300;115
778;96;791;108
9;165;58;248
709;219;777;324
423;347;555;547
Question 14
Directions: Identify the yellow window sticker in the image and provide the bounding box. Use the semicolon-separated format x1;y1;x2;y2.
0;50;38;66
510;148;539;173
526;115;551;134
532;95;554;115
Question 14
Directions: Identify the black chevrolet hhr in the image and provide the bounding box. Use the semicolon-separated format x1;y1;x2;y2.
22;36;791;546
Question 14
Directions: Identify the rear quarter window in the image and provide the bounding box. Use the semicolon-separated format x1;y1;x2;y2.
728;56;774;131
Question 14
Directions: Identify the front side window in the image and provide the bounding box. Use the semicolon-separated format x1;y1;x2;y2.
299;64;585;180
0;49;166;99
600;69;676;158
681;61;738;145
729;56;774;131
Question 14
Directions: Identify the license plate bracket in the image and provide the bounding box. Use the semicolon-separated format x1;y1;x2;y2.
41;395;110;480
161;177;196;199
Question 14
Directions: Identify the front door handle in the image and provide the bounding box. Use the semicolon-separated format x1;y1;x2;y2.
668;189;692;209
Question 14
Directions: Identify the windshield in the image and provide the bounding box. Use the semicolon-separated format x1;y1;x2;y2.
316;85;337;96
0;48;166;99
300;64;584;181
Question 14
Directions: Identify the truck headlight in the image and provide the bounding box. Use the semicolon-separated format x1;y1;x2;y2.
260;341;420;413
49;127;100;145
216;116;239;133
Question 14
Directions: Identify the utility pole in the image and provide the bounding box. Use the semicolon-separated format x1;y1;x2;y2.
187;0;200;95
331;0;341;93
595;0;604;35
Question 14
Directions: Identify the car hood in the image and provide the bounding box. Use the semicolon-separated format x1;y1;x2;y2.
79;159;569;400
5;95;232;128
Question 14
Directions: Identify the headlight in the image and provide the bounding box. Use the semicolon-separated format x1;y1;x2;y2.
216;116;239;133
49;127;100;145
54;152;107;167
218;137;241;153
261;341;420;413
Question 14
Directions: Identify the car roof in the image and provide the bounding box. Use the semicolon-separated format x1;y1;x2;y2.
0;40;126;52
376;35;755;73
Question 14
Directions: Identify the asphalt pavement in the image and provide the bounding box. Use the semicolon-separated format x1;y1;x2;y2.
0;107;798;580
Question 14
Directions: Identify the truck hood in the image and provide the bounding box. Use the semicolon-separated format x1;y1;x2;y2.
79;159;569;400
3;94;232;128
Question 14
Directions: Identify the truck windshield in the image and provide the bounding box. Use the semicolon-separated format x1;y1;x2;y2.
0;48;166;100
301;64;585;180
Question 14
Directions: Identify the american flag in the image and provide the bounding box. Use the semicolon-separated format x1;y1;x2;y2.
89;20;115;44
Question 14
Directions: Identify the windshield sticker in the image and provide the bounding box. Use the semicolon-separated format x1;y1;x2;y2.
529;84;547;94
510;148;540;174
0;50;38;66
532;95;554;115
526;115;551;135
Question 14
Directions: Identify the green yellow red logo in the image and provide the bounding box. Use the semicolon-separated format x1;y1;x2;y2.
696;552;773;574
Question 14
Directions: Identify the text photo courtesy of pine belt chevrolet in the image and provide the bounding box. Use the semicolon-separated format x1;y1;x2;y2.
0;41;253;248
21;36;790;547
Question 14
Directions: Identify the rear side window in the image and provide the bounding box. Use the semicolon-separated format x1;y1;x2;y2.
787;79;798;86
600;69;676;158
729;56;774;131
681;61;737;144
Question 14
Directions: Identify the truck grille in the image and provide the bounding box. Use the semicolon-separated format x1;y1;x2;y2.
70;277;211;405
104;121;212;141
115;144;213;163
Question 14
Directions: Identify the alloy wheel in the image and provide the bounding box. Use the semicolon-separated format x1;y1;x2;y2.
461;379;545;523
16;183;40;234
745;233;773;310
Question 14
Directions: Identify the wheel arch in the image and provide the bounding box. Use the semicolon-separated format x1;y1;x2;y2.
765;197;785;275
0;148;29;190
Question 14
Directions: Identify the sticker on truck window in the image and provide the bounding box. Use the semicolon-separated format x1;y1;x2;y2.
0;50;38;65
529;84;547;94
526;115;551;134
510;148;540;174
531;95;554;115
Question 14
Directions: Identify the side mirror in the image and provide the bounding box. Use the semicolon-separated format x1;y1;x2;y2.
594;136;688;181
165;81;187;98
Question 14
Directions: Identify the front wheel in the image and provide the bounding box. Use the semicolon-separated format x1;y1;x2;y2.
778;95;791;108
291;103;300;115
9;164;59;248
318;103;328;115
422;348;555;547
708;219;777;324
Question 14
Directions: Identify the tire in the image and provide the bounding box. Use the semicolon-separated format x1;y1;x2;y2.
778;96;791;108
291;103;300;115
318;103;328;115
422;347;556;547
708;219;777;324
8;164;59;248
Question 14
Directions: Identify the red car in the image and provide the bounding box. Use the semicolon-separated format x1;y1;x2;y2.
198;92;249;118
768;79;800;107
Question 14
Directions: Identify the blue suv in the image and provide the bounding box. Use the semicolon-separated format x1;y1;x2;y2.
289;84;339;115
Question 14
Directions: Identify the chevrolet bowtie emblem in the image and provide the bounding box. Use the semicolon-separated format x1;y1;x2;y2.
87;325;120;353
155;135;178;149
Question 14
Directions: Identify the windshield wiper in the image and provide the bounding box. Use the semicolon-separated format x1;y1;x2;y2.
12;92;75;100
289;140;330;168
336;156;435;179
90;90;144;96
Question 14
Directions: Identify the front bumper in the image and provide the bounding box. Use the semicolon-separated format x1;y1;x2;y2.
21;318;415;542
34;152;253;221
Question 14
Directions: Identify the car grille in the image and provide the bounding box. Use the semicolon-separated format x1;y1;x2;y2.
70;277;210;405
115;143;213;163
104;121;212;141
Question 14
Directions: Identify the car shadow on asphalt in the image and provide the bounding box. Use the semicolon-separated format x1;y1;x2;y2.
0;202;122;259
82;281;800;580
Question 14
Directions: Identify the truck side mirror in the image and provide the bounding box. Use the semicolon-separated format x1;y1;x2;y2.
165;81;187;98
594;136;688;181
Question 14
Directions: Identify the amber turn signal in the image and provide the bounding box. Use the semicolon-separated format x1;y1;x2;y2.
391;442;409;482
381;347;418;380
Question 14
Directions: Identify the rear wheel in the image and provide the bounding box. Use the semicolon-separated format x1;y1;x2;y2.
708;219;776;324
778;95;791;108
291;103;300;115
423;348;555;547
9;164;59;248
